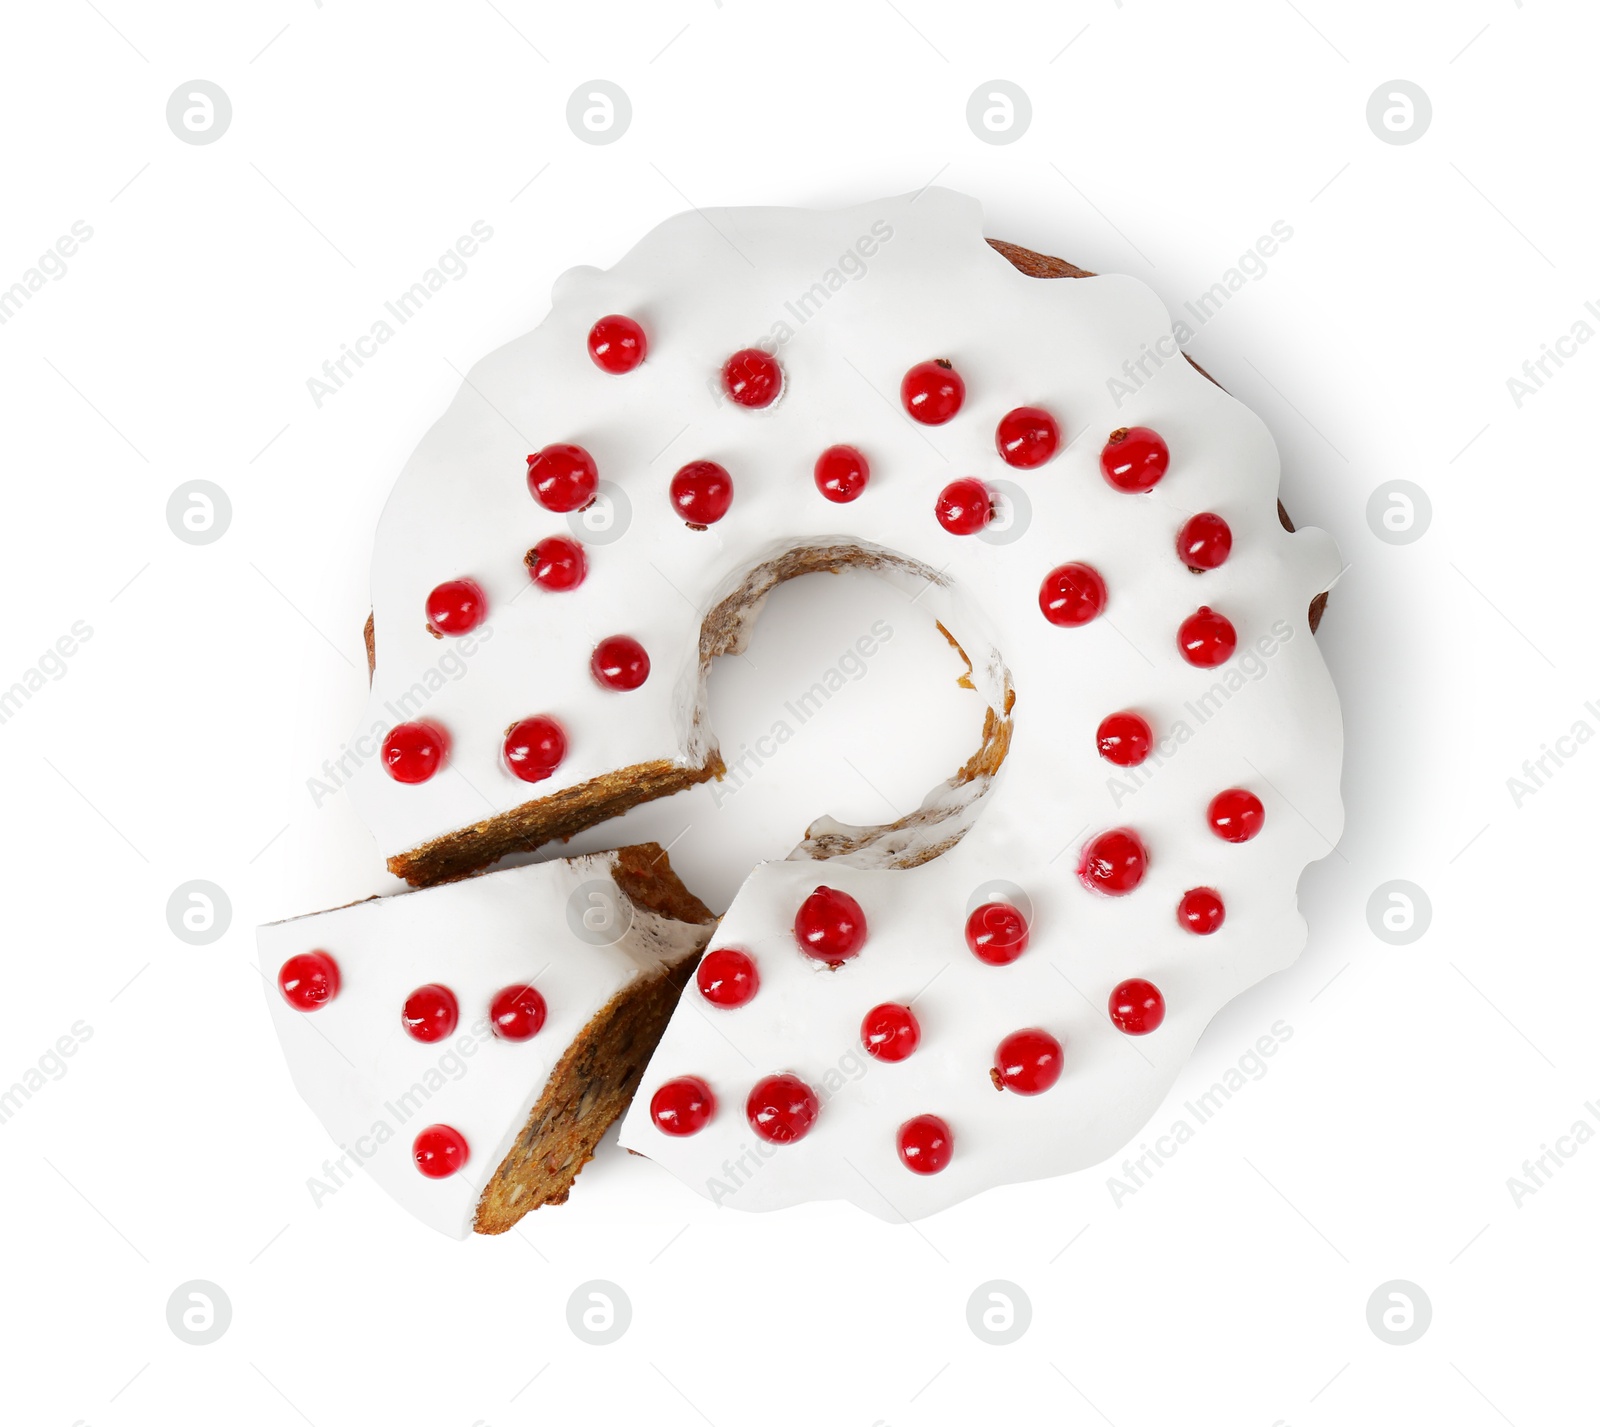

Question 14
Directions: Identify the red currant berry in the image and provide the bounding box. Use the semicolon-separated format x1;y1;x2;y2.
670;459;733;527
1078;828;1149;896
526;443;599;513
1109;978;1165;1035
526;535;588;592
1100;426;1169;493
425;578;487;636
1039;562;1108;627
696;948;759;1008
996;406;1061;468
861;1002;920;1062
992;1028;1064;1095
721;348;782;408
901;359;964;424
746;1073;820;1144
794;886;867;965
412;1124;468;1178
489;983;547;1041
1097;711;1154;767
503;715;566;783
591;635;650;691
935;478;993;535
1177;512;1232;570
897;1114;953;1174
382;721;447;784
1208;788;1265;843
587;314;647;375
278;951;339;1011
1178;887;1225;935
1178;606;1237;667
401;983;458;1043
965;902;1030;966
814;444;870;503
650;1076;716;1136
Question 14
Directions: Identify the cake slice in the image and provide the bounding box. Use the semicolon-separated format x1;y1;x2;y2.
257;845;714;1237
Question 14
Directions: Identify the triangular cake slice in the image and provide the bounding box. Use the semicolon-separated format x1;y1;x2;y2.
257;845;713;1237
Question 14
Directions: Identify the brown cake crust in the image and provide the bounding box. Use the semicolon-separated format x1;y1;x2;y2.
472;841;713;1234
987;238;1095;280
372;236;1329;889
608;841;715;924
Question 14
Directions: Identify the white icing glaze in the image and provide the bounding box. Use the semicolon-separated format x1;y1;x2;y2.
346;190;1343;1220
257;854;708;1238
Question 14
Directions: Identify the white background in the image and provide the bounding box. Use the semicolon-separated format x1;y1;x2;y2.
2;0;1595;1422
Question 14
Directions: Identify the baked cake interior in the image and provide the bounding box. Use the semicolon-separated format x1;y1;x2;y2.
475;844;714;1233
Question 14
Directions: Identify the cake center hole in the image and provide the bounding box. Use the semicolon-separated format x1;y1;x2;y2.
564;566;992;912
702;568;986;903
